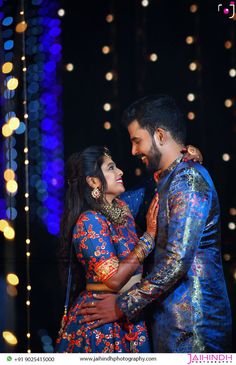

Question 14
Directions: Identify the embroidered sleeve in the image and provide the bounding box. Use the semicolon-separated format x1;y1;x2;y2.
117;167;212;319
73;211;119;282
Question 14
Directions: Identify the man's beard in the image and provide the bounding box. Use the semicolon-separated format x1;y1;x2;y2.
146;138;162;172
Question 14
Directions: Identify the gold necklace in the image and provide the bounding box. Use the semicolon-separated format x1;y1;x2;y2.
98;199;130;226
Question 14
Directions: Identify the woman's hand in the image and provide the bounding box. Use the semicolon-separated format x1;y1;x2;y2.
181;145;203;164
146;193;159;239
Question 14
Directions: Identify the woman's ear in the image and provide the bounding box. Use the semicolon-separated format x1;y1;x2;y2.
86;176;100;189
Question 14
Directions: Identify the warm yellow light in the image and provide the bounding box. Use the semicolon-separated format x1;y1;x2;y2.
2;331;18;345
229;68;236;77
6;180;18;193
189;62;197;71
26;333;31;338
15;21;27;33
0;219;9;232
228;222;236;230
20;11;24;15
222;153;230;161
7;285;18;297
58;8;65;17
135;168;142;176
27;285;31;291
2;62;13;74
229;208;236;216
223;253;231;261
2;124;13;137
8;117;20;131
149;53;158;62
26;252;30;257
25;160;29;165
21;56;25;61
103;103;111;111
3;226;15;240
225;41;232;49
187;93;195;102
105;72;113;81
24;148;28;153
26;239;30;244
25;206;29;211
141;0;149;7
224;99;233;108
24;113;28;119
190;4;198;13
27;349;31;353
102;45;110;54
25;193;29;198
4;169;15;181
66;63;74;71
26;300;30;306
6;273;19;286
23;67;27;72
104;121;111;130
186;36;194;45
187;112;195;120
106;14;114;23
7;77;19;90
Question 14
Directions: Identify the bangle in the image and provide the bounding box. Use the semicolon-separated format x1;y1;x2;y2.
133;245;145;264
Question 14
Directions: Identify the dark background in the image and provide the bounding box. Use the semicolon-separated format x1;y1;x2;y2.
0;0;235;353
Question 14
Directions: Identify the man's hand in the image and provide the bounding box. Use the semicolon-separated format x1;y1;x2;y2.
77;293;124;329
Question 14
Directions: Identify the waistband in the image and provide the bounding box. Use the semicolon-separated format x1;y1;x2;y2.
86;273;142;293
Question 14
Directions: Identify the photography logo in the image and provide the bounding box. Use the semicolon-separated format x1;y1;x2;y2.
218;1;235;18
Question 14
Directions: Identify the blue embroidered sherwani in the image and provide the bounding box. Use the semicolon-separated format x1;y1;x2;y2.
119;158;232;353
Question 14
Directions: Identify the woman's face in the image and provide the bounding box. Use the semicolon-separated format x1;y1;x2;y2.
101;156;125;203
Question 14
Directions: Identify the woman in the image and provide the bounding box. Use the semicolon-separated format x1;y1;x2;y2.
55;146;159;353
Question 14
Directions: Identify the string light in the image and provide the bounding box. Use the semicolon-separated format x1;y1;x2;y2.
105;72;114;81
6;273;19;286
103;103;112;111
189;62;198;71
223;254;231;261
7;77;19;90
2;62;13;73
58;9;65;17
186;36;194;45
141;0;149;7
224;99;233;108
3;226;15;240
190;4;198;13
229;68;236;77
103;121;111;130
187;112;195;120
102;45;111;54
229;208;236;216
225;41;233;49
187;93;196;102
149;53;158;62
65;63;74;71
2;331;18;346
222;153;230;161
106;14;114;23
228;222;236;230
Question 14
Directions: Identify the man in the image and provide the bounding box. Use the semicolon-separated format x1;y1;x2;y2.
78;95;232;352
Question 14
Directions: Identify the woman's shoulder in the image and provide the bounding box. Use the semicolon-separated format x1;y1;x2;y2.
76;209;107;225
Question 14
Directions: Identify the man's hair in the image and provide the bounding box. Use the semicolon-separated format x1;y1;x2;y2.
121;94;186;144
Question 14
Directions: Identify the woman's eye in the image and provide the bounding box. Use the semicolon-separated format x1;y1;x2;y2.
109;165;115;170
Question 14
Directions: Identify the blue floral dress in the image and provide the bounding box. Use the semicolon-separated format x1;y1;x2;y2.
55;199;150;353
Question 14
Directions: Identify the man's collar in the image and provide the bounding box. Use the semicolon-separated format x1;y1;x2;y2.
154;155;183;182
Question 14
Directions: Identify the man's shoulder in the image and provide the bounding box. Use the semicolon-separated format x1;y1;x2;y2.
170;161;213;193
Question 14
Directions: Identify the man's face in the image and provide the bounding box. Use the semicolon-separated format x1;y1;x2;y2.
127;120;162;172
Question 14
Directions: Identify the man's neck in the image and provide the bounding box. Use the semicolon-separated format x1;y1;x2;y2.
159;144;184;172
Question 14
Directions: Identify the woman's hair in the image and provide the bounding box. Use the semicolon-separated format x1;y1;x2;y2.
59;145;110;301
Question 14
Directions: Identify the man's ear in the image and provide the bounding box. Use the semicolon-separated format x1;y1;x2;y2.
154;128;166;146
86;176;101;189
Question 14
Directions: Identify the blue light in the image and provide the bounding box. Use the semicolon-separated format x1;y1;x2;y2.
6;207;17;220
15;122;26;134
32;0;43;5
4;40;14;50
29;128;40;140
49;43;61;55
6;161;17;171
2;17;13;26
4;89;15;99
6;148;17;160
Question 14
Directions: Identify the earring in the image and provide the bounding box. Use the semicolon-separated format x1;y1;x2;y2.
91;187;101;199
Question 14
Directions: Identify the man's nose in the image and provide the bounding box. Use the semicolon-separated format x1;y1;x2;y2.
131;144;137;156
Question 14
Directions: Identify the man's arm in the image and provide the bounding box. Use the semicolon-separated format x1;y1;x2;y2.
117;167;212;319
